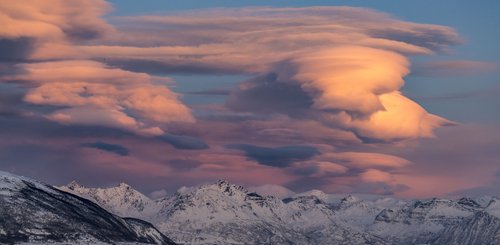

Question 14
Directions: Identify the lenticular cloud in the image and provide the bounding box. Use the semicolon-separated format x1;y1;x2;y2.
0;3;458;140
106;7;457;141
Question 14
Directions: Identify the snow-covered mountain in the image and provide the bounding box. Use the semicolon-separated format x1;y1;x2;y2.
431;211;500;245
59;181;161;219
0;171;176;245
154;180;383;244
369;197;485;244
59;179;500;245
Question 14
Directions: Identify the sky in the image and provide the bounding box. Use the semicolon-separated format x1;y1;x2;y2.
0;0;499;198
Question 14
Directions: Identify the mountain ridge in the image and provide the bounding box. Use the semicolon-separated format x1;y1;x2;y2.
0;171;176;245
59;178;500;245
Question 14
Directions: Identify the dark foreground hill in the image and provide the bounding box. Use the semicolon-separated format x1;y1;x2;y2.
0;171;176;244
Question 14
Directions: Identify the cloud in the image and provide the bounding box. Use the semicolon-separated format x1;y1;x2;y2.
188;88;231;96
248;184;295;198
0;0;113;65
81;141;130;156
149;189;169;199
361;169;393;183
46;106;165;136
226;59;449;141
387;123;500;198
0;0;113;41
167;159;203;170
81;7;460;142
9;60;151;84
226;73;313;116
292;161;349;177
4;61;193;136
227;144;319;167
80;7;460;74
0;4;484;197
0;5;456;141
159;134;209;150
320;152;410;169
0;1;194;136
0;38;36;61
347;92;451;140
1;5;459;140
15;61;195;133
290;46;409;114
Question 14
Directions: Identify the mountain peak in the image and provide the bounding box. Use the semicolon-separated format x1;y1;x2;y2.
117;182;132;190
66;180;83;190
215;179;230;185
200;179;248;195
457;197;481;208
341;194;360;203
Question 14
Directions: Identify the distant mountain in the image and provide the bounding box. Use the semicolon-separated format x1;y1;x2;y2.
370;197;486;244
59;180;161;218
154;180;384;244
61;180;384;244
60;179;500;245
0;171;176;245
431;211;500;245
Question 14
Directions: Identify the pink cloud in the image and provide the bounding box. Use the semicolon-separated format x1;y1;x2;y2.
0;1;193;135
361;169;394;183
319;151;410;169
18;61;194;135
79;7;461;141
1;3;488;198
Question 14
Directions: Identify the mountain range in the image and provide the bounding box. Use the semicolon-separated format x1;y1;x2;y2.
1;170;499;244
59;178;500;245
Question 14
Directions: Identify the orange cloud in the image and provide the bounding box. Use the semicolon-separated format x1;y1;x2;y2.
361;169;393;183
10;60;151;85
75;7;461;141
20;64;194;135
0;3;479;196
0;1;194;135
47;106;165;136
291;46;409;114
321;152;410;169
0;0;113;41
350;92;451;139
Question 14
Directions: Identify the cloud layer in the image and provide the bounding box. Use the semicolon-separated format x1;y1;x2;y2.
2;2;492;197
79;7;459;141
0;0;193;136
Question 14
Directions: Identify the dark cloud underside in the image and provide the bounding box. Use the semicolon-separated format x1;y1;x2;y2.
81;141;130;156
227;144;319;167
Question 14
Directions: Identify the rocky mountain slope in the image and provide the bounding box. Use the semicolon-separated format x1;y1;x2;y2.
0;171;176;245
431;211;500;245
